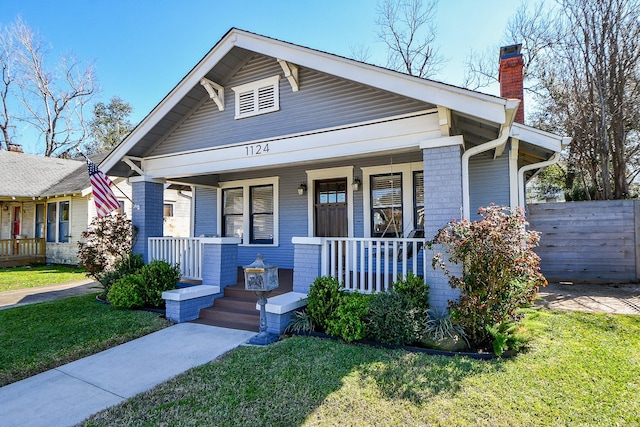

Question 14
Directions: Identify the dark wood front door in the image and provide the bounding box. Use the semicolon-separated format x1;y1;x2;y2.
315;179;348;237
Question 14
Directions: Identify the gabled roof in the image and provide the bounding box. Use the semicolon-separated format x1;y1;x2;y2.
0;151;110;200
102;28;523;176
0;151;85;198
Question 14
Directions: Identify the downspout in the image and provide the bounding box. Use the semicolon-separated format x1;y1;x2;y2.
461;127;509;219
461;100;518;219
517;152;561;208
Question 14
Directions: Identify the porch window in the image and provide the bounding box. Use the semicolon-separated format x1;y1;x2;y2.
35;203;45;238
250;185;274;244
223;188;244;239
217;176;279;246
371;173;403;237
59;201;70;243
46;202;56;242
414;171;424;230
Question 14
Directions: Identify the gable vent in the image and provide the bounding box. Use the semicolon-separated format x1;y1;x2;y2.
232;75;280;119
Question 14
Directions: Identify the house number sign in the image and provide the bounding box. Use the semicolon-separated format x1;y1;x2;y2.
244;143;270;156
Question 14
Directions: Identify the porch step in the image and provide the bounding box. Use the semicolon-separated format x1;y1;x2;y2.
191;271;294;332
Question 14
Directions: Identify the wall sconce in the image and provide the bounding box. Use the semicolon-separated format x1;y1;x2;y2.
297;183;307;195
351;177;361;191
2;204;8;211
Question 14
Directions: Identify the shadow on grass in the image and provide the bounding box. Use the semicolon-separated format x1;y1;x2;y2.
81;335;507;426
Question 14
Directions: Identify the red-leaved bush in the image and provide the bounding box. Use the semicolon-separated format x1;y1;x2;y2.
432;205;546;346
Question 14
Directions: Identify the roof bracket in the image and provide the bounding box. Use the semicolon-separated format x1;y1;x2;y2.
277;59;299;92
200;78;225;111
123;156;144;176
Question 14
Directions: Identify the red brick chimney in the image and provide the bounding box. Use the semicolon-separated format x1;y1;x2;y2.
499;44;524;124
7;143;24;153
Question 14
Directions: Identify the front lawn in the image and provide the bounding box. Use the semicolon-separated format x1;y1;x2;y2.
82;309;640;426
0;264;87;292
0;293;170;386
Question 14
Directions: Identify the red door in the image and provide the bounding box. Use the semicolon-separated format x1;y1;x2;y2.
12;206;21;238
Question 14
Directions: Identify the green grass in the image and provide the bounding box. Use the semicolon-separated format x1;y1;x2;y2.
0;293;170;386
82;309;640;426
0;265;87;292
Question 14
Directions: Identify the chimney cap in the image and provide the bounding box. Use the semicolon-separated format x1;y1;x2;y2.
500;44;522;60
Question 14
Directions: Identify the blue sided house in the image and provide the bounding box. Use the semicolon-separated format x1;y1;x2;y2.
101;29;569;332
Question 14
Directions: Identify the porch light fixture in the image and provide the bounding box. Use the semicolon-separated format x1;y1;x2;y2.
352;177;361;191
297;183;307;195
2;204;8;211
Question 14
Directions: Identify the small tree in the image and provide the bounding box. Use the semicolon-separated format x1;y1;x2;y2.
77;214;135;283
432;205;546;346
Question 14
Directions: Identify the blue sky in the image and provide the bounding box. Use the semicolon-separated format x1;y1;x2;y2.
3;0;523;154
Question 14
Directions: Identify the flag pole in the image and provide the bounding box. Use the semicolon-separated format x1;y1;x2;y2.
77;149;139;209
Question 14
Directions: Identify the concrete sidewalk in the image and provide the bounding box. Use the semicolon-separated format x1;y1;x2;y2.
0;323;256;427
0;279;100;310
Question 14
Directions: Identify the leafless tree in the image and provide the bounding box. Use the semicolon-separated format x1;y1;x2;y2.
376;0;444;78
0;22;17;150
466;0;640;200
1;17;97;157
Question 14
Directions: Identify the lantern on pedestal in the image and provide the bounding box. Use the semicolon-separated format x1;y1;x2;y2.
243;254;279;345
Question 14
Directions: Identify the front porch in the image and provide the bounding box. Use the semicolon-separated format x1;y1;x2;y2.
0;238;46;268
152;235;439;332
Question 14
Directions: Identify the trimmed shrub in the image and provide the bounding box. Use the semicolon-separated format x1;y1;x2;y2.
367;290;420;346
393;272;429;313
326;292;372;342
97;253;144;298
138;260;181;308
306;276;344;332
108;274;145;309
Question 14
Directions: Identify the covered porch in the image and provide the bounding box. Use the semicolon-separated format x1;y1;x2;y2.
0;238;46;268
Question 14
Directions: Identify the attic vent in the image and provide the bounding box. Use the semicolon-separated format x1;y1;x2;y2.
232;75;280;119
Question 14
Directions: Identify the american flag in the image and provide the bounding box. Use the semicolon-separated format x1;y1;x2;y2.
86;158;120;217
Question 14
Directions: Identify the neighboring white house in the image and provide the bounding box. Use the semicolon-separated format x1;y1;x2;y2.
0;149;191;265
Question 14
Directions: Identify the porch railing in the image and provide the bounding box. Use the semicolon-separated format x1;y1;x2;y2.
148;237;202;280
322;238;429;293
0;238;45;258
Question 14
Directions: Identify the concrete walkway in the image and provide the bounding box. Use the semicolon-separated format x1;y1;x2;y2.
536;282;640;315
0;278;100;310
0;323;256;427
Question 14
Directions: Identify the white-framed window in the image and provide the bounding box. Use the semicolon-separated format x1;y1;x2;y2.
217;177;279;246
163;203;174;217
46;200;71;243
362;162;423;238
35;203;45;239
231;75;280;119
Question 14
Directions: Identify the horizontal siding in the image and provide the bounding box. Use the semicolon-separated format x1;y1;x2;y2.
194;187;217;237
151;54;430;156
468;154;510;219
528;200;639;282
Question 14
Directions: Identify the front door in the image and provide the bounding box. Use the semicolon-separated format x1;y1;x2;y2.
12;206;20;238
315;179;348;237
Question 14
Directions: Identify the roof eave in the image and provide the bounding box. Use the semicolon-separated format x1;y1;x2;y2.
101;28;514;174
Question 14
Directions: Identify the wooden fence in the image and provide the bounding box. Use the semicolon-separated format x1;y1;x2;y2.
528;200;640;283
